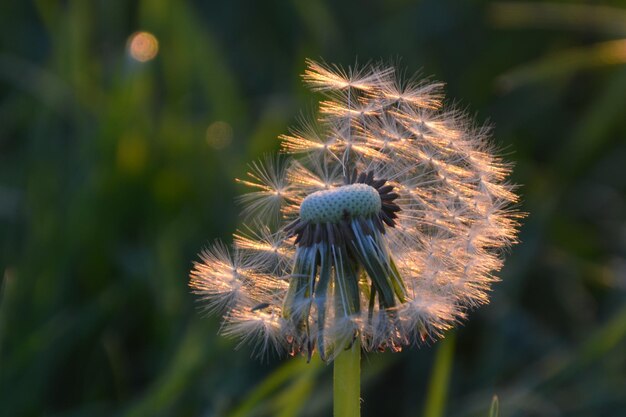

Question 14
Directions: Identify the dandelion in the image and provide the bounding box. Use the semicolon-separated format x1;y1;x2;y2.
190;59;520;415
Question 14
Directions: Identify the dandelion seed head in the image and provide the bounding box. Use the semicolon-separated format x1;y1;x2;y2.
190;59;521;361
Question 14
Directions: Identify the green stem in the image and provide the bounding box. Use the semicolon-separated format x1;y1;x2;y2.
423;332;456;417
333;339;361;417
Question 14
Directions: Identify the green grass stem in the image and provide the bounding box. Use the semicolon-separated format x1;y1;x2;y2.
423;332;456;417
334;340;361;417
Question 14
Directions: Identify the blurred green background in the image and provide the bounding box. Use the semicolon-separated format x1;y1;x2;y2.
2;1;626;416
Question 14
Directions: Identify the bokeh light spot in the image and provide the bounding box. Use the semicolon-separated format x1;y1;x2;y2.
128;31;159;62
206;121;233;150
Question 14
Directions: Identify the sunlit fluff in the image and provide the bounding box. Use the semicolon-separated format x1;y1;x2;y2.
190;59;520;361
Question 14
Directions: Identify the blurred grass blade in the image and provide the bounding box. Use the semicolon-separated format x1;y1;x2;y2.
489;2;626;37
495;39;626;91
273;368;316;417
529;302;626;394
423;332;456;417
123;323;208;417
0;53;71;113
228;356;322;417
558;303;626;382
559;67;626;174
453;304;626;417
488;395;499;417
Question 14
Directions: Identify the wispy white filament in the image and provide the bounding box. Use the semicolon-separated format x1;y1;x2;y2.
190;59;520;360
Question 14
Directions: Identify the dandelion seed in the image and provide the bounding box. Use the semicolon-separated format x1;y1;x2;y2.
190;60;520;361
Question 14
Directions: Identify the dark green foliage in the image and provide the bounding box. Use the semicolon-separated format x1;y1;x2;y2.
1;1;625;416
